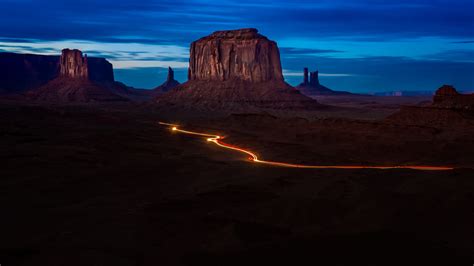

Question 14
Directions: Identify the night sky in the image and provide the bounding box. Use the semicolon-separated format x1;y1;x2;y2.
0;0;473;93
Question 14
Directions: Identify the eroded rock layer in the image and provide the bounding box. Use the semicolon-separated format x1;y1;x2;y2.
60;49;89;79
0;51;115;95
0;53;59;94
158;29;320;110
188;28;283;82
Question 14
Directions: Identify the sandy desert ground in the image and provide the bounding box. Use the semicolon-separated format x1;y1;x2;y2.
1;98;473;265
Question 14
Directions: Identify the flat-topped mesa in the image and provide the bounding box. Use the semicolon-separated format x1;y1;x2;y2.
60;49;89;79
188;28;284;83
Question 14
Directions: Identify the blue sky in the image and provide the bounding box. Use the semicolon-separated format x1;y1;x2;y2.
0;0;473;92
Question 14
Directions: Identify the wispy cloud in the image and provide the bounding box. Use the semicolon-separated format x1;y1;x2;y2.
283;69;356;77
0;39;190;69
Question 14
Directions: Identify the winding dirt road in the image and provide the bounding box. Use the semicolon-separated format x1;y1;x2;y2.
159;122;453;171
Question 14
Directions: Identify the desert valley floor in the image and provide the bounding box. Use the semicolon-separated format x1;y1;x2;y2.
1;97;473;265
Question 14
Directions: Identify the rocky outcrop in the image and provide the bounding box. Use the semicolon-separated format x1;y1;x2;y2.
157;29;320;110
27;49;130;102
434;85;459;97
60;49;115;82
296;68;354;96
0;53;59;94
60;49;89;79
152;67;180;94
188;28;284;82
0;50;115;95
386;85;474;128
432;85;474;110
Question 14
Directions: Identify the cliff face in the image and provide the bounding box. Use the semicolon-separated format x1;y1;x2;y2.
60;49;115;82
188;28;284;83
60;49;89;79
157;29;320;110
0;50;115;95
26;49;130;102
0;53;59;94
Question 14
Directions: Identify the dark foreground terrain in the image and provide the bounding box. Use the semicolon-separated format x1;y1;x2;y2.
1;101;473;265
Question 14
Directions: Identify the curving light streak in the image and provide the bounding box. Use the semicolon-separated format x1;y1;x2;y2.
159;122;453;171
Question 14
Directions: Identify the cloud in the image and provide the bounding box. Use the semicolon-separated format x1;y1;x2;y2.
423;49;474;63
283;69;355;77
0;0;472;44
0;39;190;69
280;47;343;56
451;40;474;44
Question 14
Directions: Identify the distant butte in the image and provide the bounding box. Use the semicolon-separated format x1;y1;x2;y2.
27;49;127;102
152;67;180;94
157;28;320;110
386;84;474;127
296;68;355;96
433;85;474;109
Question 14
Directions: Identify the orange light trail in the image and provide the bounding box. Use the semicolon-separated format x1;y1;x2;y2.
159;122;453;171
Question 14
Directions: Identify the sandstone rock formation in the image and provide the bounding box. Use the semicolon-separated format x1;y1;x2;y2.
27;49;128;102
153;67;180;94
386;85;474;128
60;49;89;79
157;29;320;110
188;28;283;83
296;68;353;96
0;50;115;95
434;85;459;97
0;53;59;94
432;85;474;109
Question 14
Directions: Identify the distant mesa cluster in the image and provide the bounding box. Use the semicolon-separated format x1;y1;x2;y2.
297;68;354;96
0;27;470;109
302;68;321;87
157;28;320;110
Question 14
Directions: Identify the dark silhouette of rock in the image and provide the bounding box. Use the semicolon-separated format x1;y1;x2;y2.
0;53;59;94
434;85;459;97
157;29;320;110
27;49;128;102
0;50;115;95
303;68;309;85
188;28;284;82
309;71;320;86
387;85;474;127
296;68;354;96
152;67;180;94
432;85;474;109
